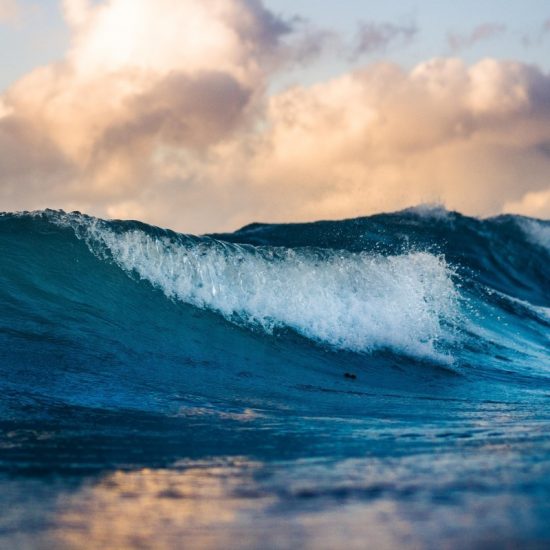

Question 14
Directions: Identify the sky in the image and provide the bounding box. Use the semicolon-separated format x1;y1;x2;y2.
1;0;549;232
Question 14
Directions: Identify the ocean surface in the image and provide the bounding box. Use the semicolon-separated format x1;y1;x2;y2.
0;207;549;549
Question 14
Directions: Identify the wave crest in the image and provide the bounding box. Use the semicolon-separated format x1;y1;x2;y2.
65;215;461;361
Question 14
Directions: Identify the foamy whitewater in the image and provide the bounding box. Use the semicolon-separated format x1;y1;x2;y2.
68;216;460;361
1;208;549;549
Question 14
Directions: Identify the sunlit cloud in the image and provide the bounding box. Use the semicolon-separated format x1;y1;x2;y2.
0;0;549;232
504;189;550;219
0;0;288;212
217;58;550;227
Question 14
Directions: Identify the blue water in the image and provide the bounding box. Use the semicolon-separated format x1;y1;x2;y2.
1;207;549;548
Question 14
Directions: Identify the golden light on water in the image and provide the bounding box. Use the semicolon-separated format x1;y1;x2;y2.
11;459;417;550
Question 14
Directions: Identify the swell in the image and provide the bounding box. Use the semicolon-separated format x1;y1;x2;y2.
0;208;549;417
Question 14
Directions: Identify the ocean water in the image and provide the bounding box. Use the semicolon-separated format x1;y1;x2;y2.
0;207;549;549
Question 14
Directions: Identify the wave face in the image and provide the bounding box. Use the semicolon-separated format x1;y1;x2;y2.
66;213;461;360
1;206;549;410
1;207;550;548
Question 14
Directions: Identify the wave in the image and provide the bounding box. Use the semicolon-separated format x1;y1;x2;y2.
55;212;460;361
0;208;549;417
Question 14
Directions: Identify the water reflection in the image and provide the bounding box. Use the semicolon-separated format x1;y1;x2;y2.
2;449;548;549
54;459;271;549
50;459;413;549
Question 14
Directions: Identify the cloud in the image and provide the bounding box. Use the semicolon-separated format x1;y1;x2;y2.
352;21;417;59
281;22;342;67
62;0;91;27
448;23;506;52
98;58;550;231
504;189;550;219
214;58;550;228
0;1;549;232
523;18;550;47
0;0;19;23
1;0;288;206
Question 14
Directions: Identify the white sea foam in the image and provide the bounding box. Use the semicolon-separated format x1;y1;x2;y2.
517;218;550;253
401;203;452;221
61;215;460;362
